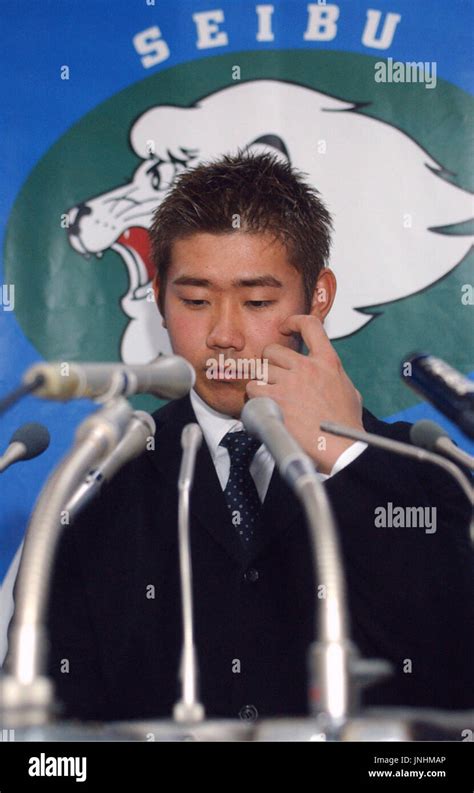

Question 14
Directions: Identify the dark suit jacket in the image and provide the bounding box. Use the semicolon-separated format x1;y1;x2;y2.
35;396;474;721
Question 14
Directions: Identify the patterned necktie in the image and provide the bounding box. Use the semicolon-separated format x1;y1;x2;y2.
219;430;262;550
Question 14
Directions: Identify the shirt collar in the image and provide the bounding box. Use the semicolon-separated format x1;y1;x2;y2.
190;388;244;462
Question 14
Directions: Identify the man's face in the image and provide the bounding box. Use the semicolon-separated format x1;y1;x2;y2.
160;231;308;417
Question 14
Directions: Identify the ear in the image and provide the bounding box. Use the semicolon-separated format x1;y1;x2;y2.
153;273;167;327
309;268;337;321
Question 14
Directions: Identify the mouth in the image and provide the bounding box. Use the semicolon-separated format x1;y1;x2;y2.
116;227;155;281
207;377;247;384
200;368;251;386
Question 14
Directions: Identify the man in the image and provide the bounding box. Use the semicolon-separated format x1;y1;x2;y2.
40;151;473;722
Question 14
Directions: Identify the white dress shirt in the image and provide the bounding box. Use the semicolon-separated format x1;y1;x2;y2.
190;389;367;502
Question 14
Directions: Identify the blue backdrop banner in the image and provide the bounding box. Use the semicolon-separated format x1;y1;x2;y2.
0;0;473;607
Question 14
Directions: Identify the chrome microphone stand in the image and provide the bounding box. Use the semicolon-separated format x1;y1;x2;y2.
65;410;156;522
0;398;133;727
321;420;474;543
242;398;391;737
173;423;205;724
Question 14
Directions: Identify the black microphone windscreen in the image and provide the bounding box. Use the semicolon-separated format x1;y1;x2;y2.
9;422;50;459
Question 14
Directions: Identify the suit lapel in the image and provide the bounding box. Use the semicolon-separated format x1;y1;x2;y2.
148;395;248;565
246;466;302;563
147;399;382;567
244;407;381;562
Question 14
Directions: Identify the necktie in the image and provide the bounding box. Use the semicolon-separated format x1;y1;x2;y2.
219;430;262;550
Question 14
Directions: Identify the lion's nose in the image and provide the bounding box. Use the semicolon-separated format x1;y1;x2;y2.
67;203;92;236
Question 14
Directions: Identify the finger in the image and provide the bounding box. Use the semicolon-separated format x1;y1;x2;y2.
262;342;300;370
278;314;333;360
263;363;292;385
245;380;275;399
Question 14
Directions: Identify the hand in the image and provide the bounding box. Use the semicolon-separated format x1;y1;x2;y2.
246;315;364;474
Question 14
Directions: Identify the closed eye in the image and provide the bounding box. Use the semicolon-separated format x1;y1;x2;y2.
179;299;276;308
180;299;208;307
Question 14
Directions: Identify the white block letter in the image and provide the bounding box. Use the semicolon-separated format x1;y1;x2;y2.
256;5;275;42
133;26;170;69
362;10;401;50
304;3;339;42
193;10;229;49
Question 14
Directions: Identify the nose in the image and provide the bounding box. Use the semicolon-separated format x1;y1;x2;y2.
67;203;92;237
206;303;245;352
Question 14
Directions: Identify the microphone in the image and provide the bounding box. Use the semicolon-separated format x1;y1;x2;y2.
5;398;133;694
410;419;474;471
0;422;50;473
401;353;474;439
0;374;46;418
173;423;205;724
242;398;392;728
242;397;317;487
22;355;195;402
320;421;473;507
65;411;156;521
